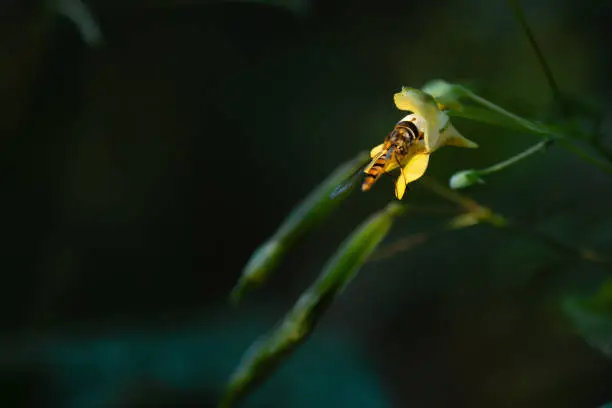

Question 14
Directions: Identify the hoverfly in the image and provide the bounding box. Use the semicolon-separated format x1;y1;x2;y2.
362;113;424;194
331;113;426;200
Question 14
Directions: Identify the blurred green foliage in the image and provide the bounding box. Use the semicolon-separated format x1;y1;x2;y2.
53;0;102;46
2;0;612;407
222;203;402;406
565;279;612;358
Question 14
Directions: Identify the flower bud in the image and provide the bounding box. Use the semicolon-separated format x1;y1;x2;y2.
230;240;284;304
421;79;465;111
221;203;403;407
449;170;484;189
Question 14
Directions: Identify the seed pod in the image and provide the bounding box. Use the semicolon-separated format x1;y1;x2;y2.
220;203;404;407
231;150;370;303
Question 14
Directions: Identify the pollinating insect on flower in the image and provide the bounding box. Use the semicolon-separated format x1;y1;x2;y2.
362;87;478;200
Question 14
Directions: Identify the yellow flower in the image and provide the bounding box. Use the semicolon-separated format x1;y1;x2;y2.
370;87;478;200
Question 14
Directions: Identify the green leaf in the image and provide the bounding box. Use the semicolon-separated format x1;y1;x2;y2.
54;0;103;46
220;203;404;408
231;151;370;303
421;79;467;111
563;278;612;359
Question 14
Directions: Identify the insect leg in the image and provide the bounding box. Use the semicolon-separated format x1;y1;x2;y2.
395;154;408;187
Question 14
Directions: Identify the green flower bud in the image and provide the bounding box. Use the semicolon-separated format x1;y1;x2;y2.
421;79;465;111
230;240;284;304
449;170;485;190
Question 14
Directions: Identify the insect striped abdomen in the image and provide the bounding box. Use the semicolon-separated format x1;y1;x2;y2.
361;154;388;191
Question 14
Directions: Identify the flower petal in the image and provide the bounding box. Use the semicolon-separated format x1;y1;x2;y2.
438;122;478;149
394;88;445;152
394;151;430;200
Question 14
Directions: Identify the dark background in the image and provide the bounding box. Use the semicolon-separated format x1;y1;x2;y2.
2;0;612;407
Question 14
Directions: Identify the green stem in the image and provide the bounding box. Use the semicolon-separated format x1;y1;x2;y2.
507;0;565;112
461;88;552;135
558;139;612;174
424;178;609;267
508;221;610;267
478;139;552;175
458;87;612;173
421;176;481;212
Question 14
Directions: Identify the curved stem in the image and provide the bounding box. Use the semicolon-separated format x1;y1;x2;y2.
478;139;552;175
558;139;612;174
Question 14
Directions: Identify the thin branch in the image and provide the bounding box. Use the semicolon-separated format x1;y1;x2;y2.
404;204;462;215
507;0;565;113
558;139;612;174
422;177;609;268
368;231;433;262
462;88;552;136
420;176;481;212
457;87;612;173
478;139;552;175
508;0;612;169
508;220;610;267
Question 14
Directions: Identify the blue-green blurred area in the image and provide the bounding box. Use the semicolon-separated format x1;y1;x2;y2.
1;0;612;406
1;310;389;408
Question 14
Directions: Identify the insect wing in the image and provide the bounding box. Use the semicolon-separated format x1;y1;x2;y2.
363;148;388;173
369;143;385;159
330;163;366;199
